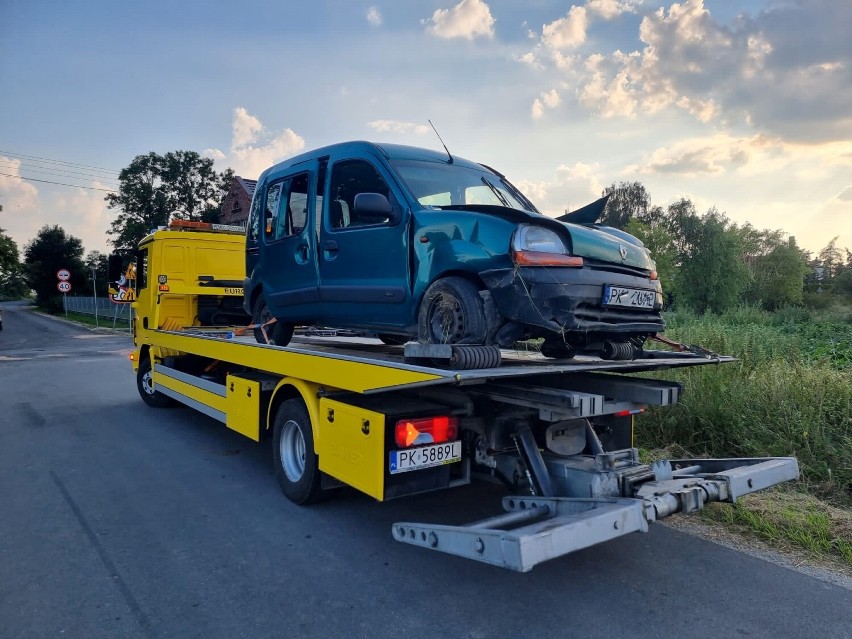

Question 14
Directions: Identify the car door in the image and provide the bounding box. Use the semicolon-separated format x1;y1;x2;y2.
261;168;320;319
317;157;411;328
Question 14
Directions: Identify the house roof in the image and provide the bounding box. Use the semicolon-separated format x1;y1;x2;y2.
236;176;257;197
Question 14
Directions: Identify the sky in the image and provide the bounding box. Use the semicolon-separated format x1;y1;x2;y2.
1;0;850;259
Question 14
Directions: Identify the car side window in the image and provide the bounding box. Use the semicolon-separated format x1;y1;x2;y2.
264;183;282;238
327;159;391;230
247;191;262;243
275;173;309;240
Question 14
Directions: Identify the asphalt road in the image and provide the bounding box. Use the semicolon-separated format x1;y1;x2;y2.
1;301;850;639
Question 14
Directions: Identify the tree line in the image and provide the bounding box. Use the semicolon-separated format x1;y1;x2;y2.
1;153;850;315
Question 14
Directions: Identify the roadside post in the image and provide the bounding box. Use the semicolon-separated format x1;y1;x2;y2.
91;264;98;327
57;269;71;319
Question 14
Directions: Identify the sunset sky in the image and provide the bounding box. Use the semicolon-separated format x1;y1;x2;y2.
1;0;850;258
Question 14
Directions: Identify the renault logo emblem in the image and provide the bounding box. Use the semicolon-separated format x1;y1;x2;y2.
619;245;628;260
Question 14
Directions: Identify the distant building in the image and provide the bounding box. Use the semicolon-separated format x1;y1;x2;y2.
219;176;257;226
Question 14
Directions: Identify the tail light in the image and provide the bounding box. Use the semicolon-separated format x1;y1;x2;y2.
395;416;458;448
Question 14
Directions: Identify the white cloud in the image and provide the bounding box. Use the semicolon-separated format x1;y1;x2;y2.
541;6;588;50
366;6;382;27
586;0;637;20
367;120;430;135
232;106;263;147
425;0;495;40
516;162;604;216
0;156;113;254
205;107;306;179
531;89;561;119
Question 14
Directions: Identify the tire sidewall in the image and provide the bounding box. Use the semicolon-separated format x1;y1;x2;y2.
417;277;487;345
253;297;293;346
272;399;321;504
136;357;172;408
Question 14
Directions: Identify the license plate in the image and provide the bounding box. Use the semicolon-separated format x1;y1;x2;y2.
389;441;462;474
602;285;655;309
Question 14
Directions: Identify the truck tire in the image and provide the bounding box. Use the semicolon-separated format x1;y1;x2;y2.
252;297;293;347
136;357;174;408
272;399;323;505
418;277;487;345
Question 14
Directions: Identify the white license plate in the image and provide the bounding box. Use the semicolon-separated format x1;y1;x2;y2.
602;285;655;309
389;441;462;474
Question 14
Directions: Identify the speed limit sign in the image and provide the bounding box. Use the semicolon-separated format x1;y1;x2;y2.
57;269;71;281
57;281;72;293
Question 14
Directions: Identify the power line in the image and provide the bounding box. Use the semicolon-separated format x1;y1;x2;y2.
0;161;120;185
0;150;120;177
0;172;117;193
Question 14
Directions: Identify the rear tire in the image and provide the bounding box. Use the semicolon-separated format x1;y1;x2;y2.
136;357;174;408
418;277;487;345
252;296;293;346
272;399;323;505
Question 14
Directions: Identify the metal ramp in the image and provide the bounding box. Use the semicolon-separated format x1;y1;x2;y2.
393;496;648;572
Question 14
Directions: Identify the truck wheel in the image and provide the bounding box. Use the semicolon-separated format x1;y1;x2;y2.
418;277;487;345
136;357;174;408
272;399;323;505
252;297;293;346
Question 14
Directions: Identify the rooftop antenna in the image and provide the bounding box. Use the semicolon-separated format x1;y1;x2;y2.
428;119;453;164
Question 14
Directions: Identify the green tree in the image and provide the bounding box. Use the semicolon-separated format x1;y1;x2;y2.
625;218;678;305
745;238;809;310
0;203;29;299
84;250;110;297
106;151;233;250
667;205;751;313
23;225;85;311
601;181;657;228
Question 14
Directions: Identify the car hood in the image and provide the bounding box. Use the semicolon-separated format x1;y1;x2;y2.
561;222;655;270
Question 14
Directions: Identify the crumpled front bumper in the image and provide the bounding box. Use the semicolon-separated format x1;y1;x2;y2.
480;265;665;339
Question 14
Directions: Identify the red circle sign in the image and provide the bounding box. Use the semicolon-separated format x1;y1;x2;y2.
57;269;71;281
57;281;72;293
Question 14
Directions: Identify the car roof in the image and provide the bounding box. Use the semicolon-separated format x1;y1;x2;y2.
258;140;488;182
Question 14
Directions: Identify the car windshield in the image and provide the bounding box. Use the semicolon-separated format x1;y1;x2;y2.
390;159;538;213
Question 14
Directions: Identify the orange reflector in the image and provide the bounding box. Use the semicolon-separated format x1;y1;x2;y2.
395;416;458;448
129;353;136;361
649;271;658;281
512;250;584;267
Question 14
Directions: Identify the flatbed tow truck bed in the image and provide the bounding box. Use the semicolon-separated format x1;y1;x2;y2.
134;327;798;571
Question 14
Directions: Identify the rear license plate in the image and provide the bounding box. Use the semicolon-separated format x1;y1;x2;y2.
602;285;655;309
389;441;462;474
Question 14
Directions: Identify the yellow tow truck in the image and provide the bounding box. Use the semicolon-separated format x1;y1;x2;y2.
113;220;799;572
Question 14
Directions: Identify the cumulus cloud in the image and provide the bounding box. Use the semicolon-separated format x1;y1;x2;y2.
367;120;430;135
522;0;852;142
366;6;382;27
541;6;588;50
0;156;113;254
837;186;852;202
204;107;305;179
425;0;495;40
531;89;561;119
515;162;604;216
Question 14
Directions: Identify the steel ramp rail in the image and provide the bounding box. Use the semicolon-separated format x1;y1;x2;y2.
392;497;649;572
392;457;799;572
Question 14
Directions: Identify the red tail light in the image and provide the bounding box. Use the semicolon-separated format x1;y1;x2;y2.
395;416;458;448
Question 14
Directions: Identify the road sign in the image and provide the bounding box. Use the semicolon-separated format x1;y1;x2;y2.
57;281;72;293
57;269;71;281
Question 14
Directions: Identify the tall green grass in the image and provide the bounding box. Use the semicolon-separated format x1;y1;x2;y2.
637;307;852;504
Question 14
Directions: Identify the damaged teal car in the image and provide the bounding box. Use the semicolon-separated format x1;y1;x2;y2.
243;141;664;359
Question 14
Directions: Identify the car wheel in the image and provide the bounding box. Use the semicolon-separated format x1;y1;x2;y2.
252;296;293;346
136;357;175;408
418;277;487;345
272;399;324;505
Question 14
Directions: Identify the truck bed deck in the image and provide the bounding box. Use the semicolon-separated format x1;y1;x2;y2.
151;328;734;394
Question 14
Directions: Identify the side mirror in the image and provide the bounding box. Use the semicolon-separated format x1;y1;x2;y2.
107;254;124;282
353;193;401;225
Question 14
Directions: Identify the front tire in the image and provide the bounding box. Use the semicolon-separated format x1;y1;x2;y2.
272;399;323;505
417;277;487;345
252;296;293;346
136;357;174;408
